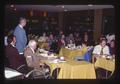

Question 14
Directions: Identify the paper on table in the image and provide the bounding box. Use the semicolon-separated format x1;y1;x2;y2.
59;60;66;62
5;69;22;79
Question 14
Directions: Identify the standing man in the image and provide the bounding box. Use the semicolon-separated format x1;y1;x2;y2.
14;17;27;56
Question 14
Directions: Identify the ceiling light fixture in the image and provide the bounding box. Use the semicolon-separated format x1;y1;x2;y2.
10;5;14;7
62;6;64;8
55;5;59;7
88;4;93;7
14;8;16;11
64;9;67;12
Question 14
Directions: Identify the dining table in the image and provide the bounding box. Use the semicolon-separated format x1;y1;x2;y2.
37;55;96;79
59;47;87;60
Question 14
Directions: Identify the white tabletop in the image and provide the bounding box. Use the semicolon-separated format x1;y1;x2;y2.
5;67;23;79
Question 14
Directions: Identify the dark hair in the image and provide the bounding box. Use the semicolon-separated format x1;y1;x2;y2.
19;17;26;23
82;41;88;46
7;34;15;44
100;39;107;43
111;40;115;42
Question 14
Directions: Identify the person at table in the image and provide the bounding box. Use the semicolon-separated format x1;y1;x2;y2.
57;30;64;40
38;32;48;42
109;40;115;56
74;32;82;46
81;42;88;55
66;33;75;45
67;39;75;49
82;32;93;46
92;39;110;62
47;33;57;52
24;40;45;69
48;33;54;47
106;33;115;45
24;40;38;68
5;34;22;70
24;40;51;77
58;34;66;48
95;34;106;45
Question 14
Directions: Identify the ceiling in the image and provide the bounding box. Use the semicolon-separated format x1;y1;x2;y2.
6;5;114;12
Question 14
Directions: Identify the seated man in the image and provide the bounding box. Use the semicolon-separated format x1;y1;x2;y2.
92;39;110;63
24;40;50;77
5;34;22;70
24;40;42;69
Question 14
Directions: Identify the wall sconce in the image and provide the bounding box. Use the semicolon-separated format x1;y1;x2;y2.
43;11;47;17
30;10;33;16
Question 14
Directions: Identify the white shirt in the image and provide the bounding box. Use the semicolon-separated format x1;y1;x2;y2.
4;36;8;46
29;47;35;54
67;43;75;48
10;43;16;47
106;34;115;43
19;24;23;29
92;45;110;55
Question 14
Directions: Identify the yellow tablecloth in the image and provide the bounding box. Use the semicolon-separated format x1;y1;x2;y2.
38;42;50;50
94;58;115;72
44;59;96;79
59;48;87;60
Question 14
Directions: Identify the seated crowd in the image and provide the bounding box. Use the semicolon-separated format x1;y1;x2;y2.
5;34;50;79
27;31;95;53
4;30;115;79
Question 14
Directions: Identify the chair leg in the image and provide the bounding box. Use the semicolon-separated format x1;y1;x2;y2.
106;70;108;79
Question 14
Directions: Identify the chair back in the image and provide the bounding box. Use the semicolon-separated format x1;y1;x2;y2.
52;68;61;79
25;64;51;79
84;48;93;62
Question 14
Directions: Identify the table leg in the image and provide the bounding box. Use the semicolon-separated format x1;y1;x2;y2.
106;70;108;79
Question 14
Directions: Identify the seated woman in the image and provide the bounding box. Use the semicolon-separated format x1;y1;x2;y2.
5;34;22;70
92;39;110;63
109;40;115;56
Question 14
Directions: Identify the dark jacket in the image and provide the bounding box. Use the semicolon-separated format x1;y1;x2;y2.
5;44;22;69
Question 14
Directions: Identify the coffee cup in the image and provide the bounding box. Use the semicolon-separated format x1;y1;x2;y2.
60;56;64;60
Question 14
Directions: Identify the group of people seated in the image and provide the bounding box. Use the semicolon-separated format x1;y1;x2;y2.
28;31;115;56
5;34;50;79
92;38;115;63
28;31;94;53
4;29;115;79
